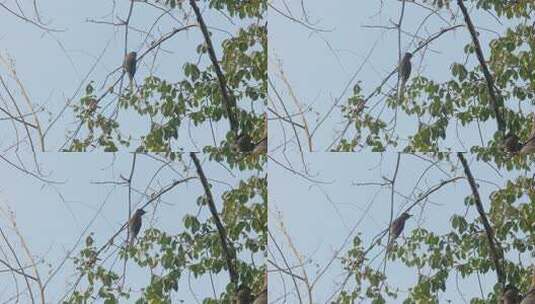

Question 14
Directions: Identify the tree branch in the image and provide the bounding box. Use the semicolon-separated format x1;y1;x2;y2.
0;257;38;281
190;0;238;133
189;152;238;286
457;153;505;288
457;0;505;133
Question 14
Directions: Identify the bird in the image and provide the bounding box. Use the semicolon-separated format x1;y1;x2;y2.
503;285;522;304
386;212;412;252
519;114;535;155
123;51;137;89
128;208;146;244
521;268;535;304
398;52;413;99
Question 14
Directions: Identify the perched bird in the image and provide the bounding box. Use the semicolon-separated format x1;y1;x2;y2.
386;212;412;252
398;52;413;99
503;285;522;304
521;268;535;304
128;209;146;244
123;51;137;89
520;114;535;155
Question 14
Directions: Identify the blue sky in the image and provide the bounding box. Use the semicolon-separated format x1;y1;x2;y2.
269;152;531;302
0;153;263;302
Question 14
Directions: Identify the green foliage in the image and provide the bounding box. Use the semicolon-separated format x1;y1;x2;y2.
66;234;130;304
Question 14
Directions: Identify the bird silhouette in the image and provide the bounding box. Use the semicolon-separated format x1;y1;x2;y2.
387;212;411;252
123;51;137;89
398;52;412;99
128;208;146;244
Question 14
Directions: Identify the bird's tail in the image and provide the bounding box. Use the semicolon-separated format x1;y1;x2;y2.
129;76;134;91
128;236;137;248
398;80;406;101
386;236;394;253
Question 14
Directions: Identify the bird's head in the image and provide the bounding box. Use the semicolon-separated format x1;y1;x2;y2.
136;209;146;216
129;51;137;59
401;212;412;220
404;52;413;59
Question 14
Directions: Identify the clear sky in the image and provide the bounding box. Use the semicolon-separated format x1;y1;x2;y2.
268;0;528;152
0;1;259;151
269;152;531;303
0;153;262;302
